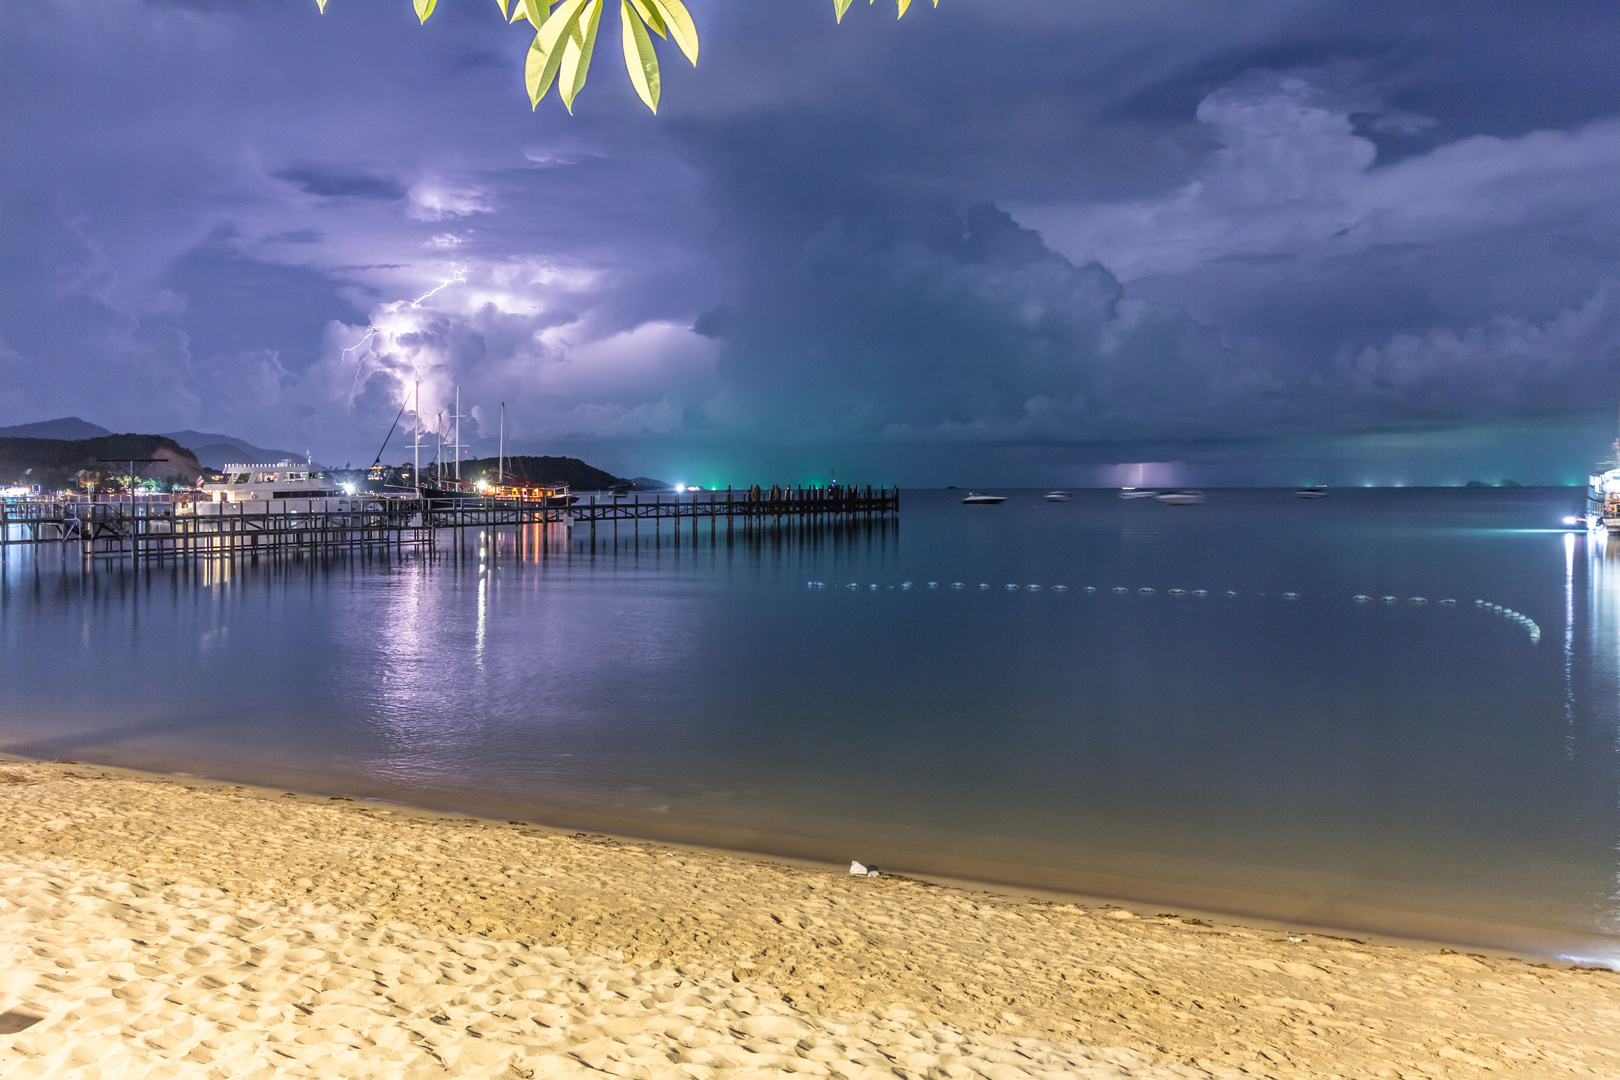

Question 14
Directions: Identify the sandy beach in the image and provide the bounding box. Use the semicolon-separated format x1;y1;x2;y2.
3;760;1618;1078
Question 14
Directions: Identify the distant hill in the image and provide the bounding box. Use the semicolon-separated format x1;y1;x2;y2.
0;419;308;470
0;435;202;491
160;430;308;469
0;416;113;440
460;455;625;491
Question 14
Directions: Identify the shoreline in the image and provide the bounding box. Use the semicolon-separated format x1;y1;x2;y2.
2;750;1610;970
7;756;1620;1076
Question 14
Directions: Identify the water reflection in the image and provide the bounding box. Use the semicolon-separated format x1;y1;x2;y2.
8;490;1620;962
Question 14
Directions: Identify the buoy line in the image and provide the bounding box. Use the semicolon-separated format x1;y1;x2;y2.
802;580;1542;641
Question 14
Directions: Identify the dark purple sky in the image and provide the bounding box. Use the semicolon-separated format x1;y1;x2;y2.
3;0;1618;485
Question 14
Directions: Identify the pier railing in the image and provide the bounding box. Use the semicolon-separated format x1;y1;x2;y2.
0;485;898;560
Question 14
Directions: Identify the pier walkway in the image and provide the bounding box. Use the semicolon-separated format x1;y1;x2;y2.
0;485;899;561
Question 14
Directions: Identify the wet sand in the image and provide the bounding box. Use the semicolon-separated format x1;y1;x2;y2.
3;758;1619;1078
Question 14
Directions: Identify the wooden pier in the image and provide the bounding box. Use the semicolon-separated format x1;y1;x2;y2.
0;485;898;561
0;497;435;559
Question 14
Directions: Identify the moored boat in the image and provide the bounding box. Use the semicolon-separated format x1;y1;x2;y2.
1155;490;1207;506
962;491;1007;504
200;461;340;502
1589;458;1620;532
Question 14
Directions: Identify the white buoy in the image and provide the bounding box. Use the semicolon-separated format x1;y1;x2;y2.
1353;594;1371;602
1284;591;1299;599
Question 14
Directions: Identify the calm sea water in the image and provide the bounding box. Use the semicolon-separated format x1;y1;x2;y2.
5;488;1618;963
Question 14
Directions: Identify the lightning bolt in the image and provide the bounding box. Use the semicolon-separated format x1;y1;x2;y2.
345;265;468;401
407;274;463;306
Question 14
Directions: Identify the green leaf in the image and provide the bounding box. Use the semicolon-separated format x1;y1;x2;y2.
495;0;510;19
525;28;567;106
558;0;604;114
897;0;911;15
626;0;666;38
316;0;328;12
414;0;436;24
833;0;853;22
538;0;591;56
620;0;661;112
645;0;697;65
517;0;550;26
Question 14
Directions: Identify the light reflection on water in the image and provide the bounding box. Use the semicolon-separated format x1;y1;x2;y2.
3;488;1619;963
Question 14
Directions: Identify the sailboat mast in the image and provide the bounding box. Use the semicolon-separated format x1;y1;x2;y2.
412;381;421;497
454;386;462;482
499;402;505;489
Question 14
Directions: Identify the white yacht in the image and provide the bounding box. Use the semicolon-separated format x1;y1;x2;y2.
1588;467;1620;532
962;491;1007;504
1585;413;1620;530
1155;490;1207;506
200;461;343;503
1044;490;1073;502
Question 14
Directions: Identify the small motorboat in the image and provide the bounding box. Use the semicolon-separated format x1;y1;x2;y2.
1296;485;1330;499
1155;490;1207;506
1118;487;1158;499
962;491;1007;504
1044;490;1073;502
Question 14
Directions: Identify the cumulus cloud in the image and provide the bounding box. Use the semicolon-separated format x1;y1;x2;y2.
701;202;1287;443
1021;70;1620;283
407;180;495;222
1339;280;1620;420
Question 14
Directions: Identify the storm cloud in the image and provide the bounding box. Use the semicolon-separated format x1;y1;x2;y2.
2;0;1617;482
